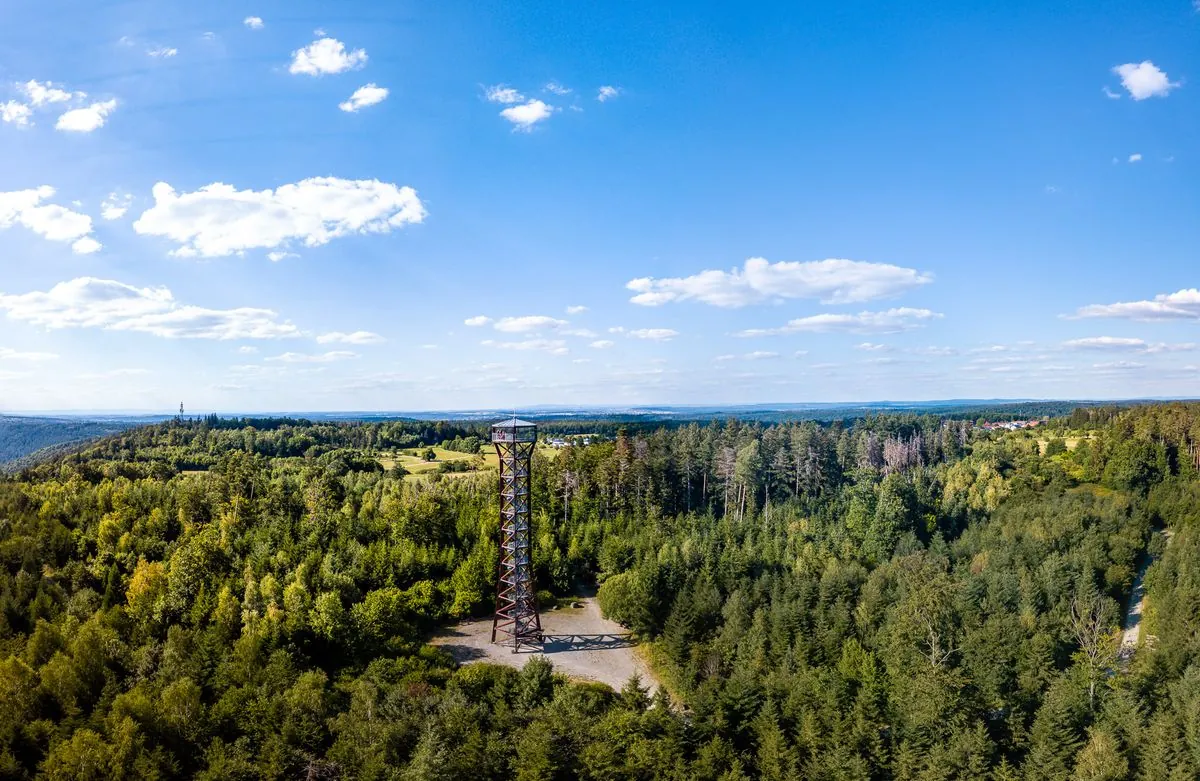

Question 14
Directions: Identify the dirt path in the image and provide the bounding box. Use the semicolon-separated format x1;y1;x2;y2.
1119;529;1173;663
430;598;660;693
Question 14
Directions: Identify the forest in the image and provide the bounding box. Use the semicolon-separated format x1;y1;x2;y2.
1;403;1199;779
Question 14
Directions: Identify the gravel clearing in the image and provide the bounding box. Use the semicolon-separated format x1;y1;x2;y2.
431;598;660;692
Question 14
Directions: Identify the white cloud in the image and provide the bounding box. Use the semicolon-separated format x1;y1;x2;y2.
627;257;932;307
132;177;425;257
597;85;620;102
22;80;73;106
485;85;524;104
1093;361;1145;371
238;345;258;354
317;330;384;344
0;347;58;361
745;351;778;360
1102;86;1121;100
590;340;615;349
566;305;588;314
289;37;367;76
545;81;571;95
266;350;357;363
1128;153;1142;163
1063;336;1146;350
1070;289;1200;321
56;99;117;132
1112;61;1179;100
339;83;389;112
735;308;942;336
101;192;132;220
500;99;554;130
244;16;264;29
1;101;32;126
856;342;891;351
147;46;178;58
626;328;678;341
494;315;567;332
71;237;102;255
266;251;297;262
464;315;492;326
1063;336;1195;353
0;277;303;340
0;186;101;253
480;338;568;355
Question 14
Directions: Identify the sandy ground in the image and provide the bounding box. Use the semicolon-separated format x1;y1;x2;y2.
431;598;660;692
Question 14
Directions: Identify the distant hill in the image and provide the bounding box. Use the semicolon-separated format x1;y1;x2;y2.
0;415;134;470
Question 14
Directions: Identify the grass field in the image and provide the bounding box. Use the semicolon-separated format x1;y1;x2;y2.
378;443;560;482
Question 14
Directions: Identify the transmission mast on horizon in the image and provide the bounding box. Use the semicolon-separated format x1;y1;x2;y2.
490;416;543;652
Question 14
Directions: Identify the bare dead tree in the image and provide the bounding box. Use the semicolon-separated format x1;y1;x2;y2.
1071;589;1119;712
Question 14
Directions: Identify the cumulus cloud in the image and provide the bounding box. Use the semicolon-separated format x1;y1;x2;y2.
316;330;384;344
22;80;74;106
590;340;614;349
101;192;132;220
735;308;942;336
1;101;32;126
56;99;118;132
244;16;264;29
266;251;297;262
627;258;932;307
464;315;492;326
266;350;357;363
289;37;367;75
481;338;568;355
1129;153;1142;163
566;305;588;314
132;177;425;257
1112;61;1179;100
0;186;101;253
0;277;303;340
500;99;554;130
339;83;388;112
485;85;524;104
1070;289;1200;321
494;315;567;332
597;85;620;102
545;81;571;95
147;46;178;58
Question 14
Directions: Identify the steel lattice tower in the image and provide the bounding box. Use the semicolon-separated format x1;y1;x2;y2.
491;417;543;651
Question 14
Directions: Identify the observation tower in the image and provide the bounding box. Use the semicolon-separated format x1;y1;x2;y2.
490;417;543;651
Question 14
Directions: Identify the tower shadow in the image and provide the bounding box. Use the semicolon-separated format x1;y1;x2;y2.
539;633;636;653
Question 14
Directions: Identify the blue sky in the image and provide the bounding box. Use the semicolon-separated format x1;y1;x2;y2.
0;0;1198;412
